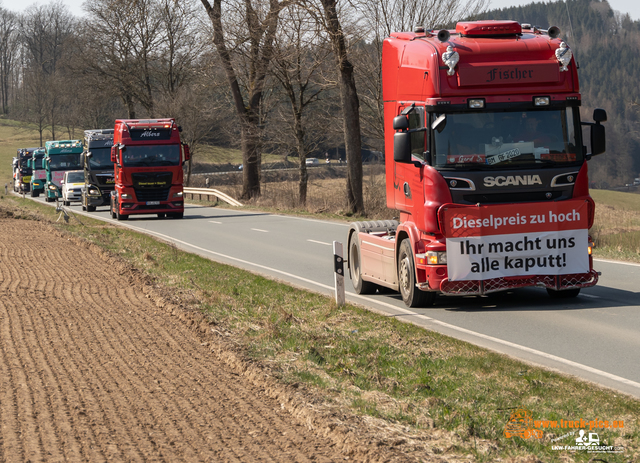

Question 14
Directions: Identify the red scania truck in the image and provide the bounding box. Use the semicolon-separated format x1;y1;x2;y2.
347;20;606;307
110;118;190;220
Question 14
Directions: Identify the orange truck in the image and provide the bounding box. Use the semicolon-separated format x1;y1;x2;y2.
347;20;606;307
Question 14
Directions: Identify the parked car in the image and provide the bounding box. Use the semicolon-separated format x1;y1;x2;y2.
61;170;85;206
305;157;319;166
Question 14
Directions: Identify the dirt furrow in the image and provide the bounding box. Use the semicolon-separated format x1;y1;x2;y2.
0;218;350;462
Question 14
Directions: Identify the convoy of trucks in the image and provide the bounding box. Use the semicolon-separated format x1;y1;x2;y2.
347;20;607;307
43;140;83;202
109;118;190;220
82;129;115;211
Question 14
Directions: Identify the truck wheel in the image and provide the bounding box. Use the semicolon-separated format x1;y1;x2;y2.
398;240;435;308
169;212;183;219
31;189;36;197
87;205;96;212
547;288;580;298
348;234;377;294
157;213;166;218
115;203;128;221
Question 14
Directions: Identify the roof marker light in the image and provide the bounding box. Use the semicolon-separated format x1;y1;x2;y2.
534;96;550;106
468;99;485;109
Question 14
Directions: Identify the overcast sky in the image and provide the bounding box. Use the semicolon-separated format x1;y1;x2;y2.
5;0;640;24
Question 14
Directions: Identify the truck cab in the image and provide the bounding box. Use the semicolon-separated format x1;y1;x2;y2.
348;21;606;307
14;148;39;193
82;129;115;211
110;118;190;220
43;140;83;202
29;148;46;197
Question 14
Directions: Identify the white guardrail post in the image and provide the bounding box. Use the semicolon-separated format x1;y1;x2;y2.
333;241;345;306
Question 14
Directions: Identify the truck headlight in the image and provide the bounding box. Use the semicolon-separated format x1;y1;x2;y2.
427;251;447;265
88;187;100;196
48;184;58;190
120;193;131;199
172;191;183;198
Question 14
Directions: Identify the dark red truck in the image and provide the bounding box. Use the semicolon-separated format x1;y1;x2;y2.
110;118;190;220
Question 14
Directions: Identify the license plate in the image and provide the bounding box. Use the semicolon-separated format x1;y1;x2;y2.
146;201;160;206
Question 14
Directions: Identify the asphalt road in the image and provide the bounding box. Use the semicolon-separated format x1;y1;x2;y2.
24;194;640;399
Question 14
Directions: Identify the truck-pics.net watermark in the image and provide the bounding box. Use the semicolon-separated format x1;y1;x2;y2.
503;409;625;454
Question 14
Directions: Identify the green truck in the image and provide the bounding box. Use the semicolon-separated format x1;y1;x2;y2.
43;140;83;202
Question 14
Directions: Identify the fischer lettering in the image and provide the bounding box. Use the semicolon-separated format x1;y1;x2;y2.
484;175;542;187
139;131;161;137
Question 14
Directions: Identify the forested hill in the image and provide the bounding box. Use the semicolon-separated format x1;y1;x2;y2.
478;0;640;189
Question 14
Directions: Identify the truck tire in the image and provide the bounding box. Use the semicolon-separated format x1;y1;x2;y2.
31;189;36;197
110;199;117;218
116;204;128;221
87;205;96;212
547;287;580;298
398;240;435;307
348;233;377;294
169;212;184;219
157;213;166;218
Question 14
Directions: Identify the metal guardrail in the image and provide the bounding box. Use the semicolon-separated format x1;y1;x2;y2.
183;187;242;207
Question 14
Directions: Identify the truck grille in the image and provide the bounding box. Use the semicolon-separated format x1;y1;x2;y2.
134;188;170;202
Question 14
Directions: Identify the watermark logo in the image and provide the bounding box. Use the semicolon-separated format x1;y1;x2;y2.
503;409;543;439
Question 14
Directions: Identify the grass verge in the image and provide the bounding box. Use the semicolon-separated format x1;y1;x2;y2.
1;193;638;462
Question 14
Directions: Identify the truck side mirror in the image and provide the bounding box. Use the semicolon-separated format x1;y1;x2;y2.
593;108;607;123
393;115;409;131
110;146;117;163
183;144;191;163
394;132;412;163
590;123;606;156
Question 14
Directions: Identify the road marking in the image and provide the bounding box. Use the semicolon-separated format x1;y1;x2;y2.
307;239;331;246
251;228;269;233
594;258;640;267
580;293;601;299
209;221;222;224
112;226;640;396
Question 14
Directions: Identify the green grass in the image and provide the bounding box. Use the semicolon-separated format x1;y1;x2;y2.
0;118;43;187
192;144;285;165
2;194;638;462
590;189;640;262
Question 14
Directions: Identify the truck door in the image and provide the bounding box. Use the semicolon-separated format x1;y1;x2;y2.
393;104;426;217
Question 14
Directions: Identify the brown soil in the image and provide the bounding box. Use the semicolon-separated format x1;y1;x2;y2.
0;215;475;462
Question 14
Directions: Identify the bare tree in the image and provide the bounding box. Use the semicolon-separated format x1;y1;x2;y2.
305;0;365;214
0;8;18;114
270;4;329;206
81;0;161;117
19;2;75;141
199;0;289;200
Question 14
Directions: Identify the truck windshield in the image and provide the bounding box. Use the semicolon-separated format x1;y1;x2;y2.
122;145;180;167
89;147;114;169
431;108;580;168
33;154;44;168
50;154;82;170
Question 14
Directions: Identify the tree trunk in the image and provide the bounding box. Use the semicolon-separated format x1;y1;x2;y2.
320;0;364;214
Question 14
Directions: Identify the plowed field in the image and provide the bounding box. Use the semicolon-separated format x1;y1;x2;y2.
1;216;415;462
